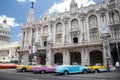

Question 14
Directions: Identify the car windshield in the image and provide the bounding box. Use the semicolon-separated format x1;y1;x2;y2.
94;63;102;66
27;62;36;65
72;62;79;65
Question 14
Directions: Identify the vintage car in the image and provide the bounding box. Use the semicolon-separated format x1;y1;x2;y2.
33;65;56;74
0;63;17;69
16;62;36;72
56;63;90;75
87;63;107;73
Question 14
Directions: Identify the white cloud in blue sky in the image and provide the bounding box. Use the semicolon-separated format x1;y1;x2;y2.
17;33;22;37
17;0;36;3
29;0;36;3
17;0;27;3
49;0;96;13
0;15;20;27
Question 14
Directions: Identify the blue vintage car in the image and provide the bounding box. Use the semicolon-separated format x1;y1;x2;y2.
56;64;90;75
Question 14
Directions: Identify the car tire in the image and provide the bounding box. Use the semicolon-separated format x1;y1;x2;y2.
83;69;87;74
94;69;99;73
22;68;26;72
41;70;45;74
64;70;69;75
10;67;14;69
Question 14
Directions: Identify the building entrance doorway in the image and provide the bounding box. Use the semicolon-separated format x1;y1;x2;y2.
111;44;120;66
70;52;81;65
54;53;63;65
38;56;46;65
90;50;103;65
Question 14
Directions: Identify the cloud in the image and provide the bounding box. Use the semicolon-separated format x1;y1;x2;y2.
17;33;22;37
29;0;37;3
49;0;96;13
17;0;36;3
0;15;20;27
17;0;27;3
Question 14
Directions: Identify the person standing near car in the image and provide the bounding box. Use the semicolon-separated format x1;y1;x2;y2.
115;61;120;72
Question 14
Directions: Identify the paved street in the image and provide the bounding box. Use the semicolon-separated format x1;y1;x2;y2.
0;69;120;80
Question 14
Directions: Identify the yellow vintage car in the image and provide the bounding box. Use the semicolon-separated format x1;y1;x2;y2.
16;62;36;72
87;63;107;73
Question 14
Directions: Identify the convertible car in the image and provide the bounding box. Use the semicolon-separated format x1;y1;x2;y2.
87;63;107;73
0;63;17;69
56;63;90;75
16;62;36;72
33;65;56;74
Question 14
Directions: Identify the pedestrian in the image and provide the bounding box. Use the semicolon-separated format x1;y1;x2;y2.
115;61;120;72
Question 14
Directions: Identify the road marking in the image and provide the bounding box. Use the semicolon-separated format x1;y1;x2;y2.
25;77;39;80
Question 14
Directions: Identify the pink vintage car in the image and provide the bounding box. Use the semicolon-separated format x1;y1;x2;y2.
33;65;56;74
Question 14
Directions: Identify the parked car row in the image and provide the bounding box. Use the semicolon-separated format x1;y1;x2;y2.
16;62;109;75
0;62;109;75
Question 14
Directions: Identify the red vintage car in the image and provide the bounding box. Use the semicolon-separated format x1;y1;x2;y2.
0;63;17;69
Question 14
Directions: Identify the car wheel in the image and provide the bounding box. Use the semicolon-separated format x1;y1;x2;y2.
64;70;69;75
10;67;14;69
94;69;98;73
22;68;26;72
41;70;45;74
83;70;87;74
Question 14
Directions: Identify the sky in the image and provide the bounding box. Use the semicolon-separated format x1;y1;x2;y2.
0;0;100;43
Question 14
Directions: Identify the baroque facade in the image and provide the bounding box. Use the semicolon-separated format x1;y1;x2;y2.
18;0;120;66
0;19;20;63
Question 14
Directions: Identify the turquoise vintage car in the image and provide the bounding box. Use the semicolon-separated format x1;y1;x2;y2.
56;63;90;75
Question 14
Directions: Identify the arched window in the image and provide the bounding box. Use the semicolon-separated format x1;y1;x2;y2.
90;50;103;65
56;35;62;46
114;11;120;22
90;29;99;42
44;41;47;46
70;52;81;65
73;37;78;43
71;19;79;29
89;15;99;42
89;15;98;28
56;22;62;32
43;25;48;34
54;53;63;65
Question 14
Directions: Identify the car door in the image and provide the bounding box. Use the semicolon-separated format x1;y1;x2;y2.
69;65;79;73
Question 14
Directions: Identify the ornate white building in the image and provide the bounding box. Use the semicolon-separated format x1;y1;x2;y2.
18;0;120;66
0;19;20;63
0;19;10;44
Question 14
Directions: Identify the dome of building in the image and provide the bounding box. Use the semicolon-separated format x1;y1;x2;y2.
0;19;10;30
70;0;78;8
70;0;78;11
0;19;10;45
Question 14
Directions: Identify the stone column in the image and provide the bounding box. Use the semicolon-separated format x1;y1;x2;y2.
63;50;70;65
46;43;52;66
103;39;111;66
84;48;90;65
46;33;53;66
81;48;85;65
